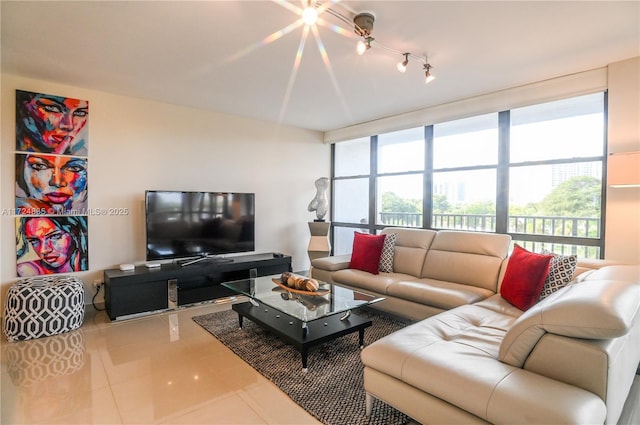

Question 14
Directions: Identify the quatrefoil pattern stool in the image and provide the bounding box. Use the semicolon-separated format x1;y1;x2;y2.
3;276;85;342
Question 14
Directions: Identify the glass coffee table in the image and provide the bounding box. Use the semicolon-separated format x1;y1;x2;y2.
222;275;384;371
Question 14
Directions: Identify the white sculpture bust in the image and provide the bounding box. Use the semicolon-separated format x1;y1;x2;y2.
307;177;329;221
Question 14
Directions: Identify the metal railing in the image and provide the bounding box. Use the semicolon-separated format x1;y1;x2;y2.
512;240;600;258
378;212;602;258
378;212;423;227
433;214;497;232
508;215;600;239
379;212;600;238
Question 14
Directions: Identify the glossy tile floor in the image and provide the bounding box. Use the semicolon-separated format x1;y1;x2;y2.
0;301;322;425
2;302;639;425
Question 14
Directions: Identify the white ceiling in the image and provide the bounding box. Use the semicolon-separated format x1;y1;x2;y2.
2;1;638;133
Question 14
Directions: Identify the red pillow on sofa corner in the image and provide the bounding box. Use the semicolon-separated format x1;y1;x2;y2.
500;244;553;311
349;232;387;275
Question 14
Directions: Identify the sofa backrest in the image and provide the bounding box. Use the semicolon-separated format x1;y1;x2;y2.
420;230;511;292
381;227;437;277
499;265;640;368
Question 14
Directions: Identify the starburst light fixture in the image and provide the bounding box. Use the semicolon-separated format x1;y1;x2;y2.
224;0;436;120
302;5;318;25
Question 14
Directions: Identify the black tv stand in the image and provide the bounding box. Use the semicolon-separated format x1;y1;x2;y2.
103;253;292;320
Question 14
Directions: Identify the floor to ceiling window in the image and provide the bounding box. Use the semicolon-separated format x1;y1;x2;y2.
508;93;605;257
432;113;499;232
333;137;371;255
331;92;607;258
376;127;425;228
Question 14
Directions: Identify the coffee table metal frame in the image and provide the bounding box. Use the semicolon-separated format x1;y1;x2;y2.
222;275;383;371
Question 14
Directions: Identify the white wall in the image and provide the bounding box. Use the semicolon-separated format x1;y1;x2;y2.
1;74;330;303
606;57;640;264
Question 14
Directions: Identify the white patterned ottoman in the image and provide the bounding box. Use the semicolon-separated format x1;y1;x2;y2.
3;276;85;342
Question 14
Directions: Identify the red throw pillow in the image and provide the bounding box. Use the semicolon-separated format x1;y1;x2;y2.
349;232;387;275
500;244;553;311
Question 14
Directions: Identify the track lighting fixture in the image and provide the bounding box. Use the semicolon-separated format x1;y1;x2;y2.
350;10;435;84
266;2;436;86
424;61;435;84
354;12;375;55
357;37;374;55
397;53;409;73
353;12;375;37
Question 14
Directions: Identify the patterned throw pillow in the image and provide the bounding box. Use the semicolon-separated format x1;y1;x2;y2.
379;233;397;273
538;250;578;301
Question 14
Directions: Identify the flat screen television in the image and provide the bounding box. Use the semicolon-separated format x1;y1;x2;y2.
145;190;255;262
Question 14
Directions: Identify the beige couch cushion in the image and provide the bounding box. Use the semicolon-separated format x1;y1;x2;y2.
361;302;519;419
361;301;518;379
499;265;640;368
332;269;418;294
382;228;436;277
386;278;494;310
421;230;511;292
361;290;610;424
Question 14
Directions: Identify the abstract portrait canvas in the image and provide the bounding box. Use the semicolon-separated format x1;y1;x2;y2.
16;90;89;156
15;153;88;215
15;89;90;276
16;216;89;277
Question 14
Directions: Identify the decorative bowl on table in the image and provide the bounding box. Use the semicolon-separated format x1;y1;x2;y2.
272;272;329;296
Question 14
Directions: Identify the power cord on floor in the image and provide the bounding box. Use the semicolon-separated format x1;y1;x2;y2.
92;284;106;311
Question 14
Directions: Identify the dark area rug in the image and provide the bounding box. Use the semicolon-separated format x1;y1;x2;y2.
193;307;411;425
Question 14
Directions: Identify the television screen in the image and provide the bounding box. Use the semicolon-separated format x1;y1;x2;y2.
145;190;255;261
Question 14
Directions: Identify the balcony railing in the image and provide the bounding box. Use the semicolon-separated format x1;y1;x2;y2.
379;212;600;237
378;212;423;227
433;214;496;232
378;212;601;258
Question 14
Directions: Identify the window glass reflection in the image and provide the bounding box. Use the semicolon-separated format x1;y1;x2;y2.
432;169;497;231
434;114;498;169
335;137;370;177
511;93;604;162
334;178;369;224
377;174;423;227
377;127;424;173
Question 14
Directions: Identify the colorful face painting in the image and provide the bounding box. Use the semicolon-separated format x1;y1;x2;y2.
16;90;89;156
16;216;89;276
15;154;88;215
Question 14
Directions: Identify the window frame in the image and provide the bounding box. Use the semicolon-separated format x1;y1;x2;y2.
330;91;608;259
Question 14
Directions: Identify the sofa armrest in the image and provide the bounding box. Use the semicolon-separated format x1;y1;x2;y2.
522;333;609;399
311;254;351;284
311;254;351;272
574;258;622;278
500;267;640;368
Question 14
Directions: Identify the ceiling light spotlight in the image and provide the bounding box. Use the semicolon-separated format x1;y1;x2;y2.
424;60;435;84
357;37;374;55
397;53;410;73
302;5;318;26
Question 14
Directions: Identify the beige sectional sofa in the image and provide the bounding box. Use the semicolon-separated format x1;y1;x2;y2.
310;227;640;424
312;227;512;320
